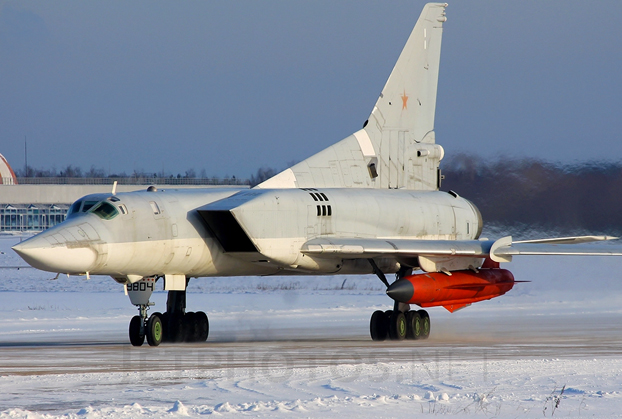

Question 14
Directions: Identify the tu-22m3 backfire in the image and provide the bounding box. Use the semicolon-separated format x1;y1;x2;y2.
12;3;622;346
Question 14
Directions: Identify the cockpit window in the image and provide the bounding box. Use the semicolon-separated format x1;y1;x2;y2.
89;201;119;220
67;199;100;217
82;201;99;212
67;199;83;217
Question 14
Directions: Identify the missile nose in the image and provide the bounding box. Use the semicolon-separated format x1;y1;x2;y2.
386;279;414;303
12;235;97;274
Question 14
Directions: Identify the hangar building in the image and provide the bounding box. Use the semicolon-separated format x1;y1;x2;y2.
0;154;247;232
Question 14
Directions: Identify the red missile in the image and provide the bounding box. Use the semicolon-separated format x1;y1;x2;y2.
386;269;516;313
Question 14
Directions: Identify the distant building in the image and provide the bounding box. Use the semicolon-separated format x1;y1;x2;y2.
0;153;248;232
0;153;67;231
0;154;17;185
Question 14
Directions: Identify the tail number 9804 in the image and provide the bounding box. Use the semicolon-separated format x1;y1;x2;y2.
127;281;154;292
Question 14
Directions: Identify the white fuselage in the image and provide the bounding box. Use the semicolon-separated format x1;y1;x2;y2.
13;187;482;281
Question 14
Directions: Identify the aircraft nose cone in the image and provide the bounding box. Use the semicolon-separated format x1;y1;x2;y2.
12;235;97;274
386;279;414;303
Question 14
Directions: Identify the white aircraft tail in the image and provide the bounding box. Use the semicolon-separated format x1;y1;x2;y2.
258;2;447;190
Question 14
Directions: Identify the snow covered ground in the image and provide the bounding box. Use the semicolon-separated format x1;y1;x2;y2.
1;234;622;418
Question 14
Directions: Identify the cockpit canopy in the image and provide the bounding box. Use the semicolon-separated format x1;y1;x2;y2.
67;195;122;220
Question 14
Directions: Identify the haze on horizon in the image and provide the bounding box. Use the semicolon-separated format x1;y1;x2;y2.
1;1;621;179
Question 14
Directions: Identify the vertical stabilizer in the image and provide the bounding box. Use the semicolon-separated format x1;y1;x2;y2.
370;2;446;144
259;3;447;190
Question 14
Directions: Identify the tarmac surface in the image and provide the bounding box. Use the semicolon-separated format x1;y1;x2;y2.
2;311;621;377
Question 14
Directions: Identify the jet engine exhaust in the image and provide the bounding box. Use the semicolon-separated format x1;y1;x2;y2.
386;269;516;313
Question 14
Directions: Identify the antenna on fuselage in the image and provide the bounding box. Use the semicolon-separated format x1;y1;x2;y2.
112;180;118;195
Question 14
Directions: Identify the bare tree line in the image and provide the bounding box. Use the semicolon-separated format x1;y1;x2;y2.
441;154;622;234
15;157;622;233
16;165;242;182
15;164;280;185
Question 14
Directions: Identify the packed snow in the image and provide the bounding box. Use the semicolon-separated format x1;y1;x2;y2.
1;234;622;418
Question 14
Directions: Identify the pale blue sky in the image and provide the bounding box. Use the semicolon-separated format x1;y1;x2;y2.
1;1;621;178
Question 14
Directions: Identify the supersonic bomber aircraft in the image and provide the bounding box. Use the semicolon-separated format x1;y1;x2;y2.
13;3;622;346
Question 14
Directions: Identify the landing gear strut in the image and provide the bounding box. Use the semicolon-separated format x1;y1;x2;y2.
368;260;431;341
128;301;155;346
128;302;165;347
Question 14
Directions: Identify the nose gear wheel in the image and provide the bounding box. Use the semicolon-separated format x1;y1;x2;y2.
146;312;163;346
129;315;145;346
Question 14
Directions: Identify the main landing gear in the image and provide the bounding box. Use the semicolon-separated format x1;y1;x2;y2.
370;308;430;341
368;259;431;341
126;278;209;347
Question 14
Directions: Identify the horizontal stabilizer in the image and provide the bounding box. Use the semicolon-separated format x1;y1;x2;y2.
514;236;618;245
495;242;622;257
491;236;622;262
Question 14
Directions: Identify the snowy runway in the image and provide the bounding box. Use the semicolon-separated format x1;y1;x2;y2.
2;235;622;417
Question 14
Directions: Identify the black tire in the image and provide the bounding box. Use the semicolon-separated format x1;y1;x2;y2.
160;312;169;342
129;315;144;346
418;310;430;339
167;314;185;343
384;310;394;337
370;310;388;341
384;310;393;338
388;311;407;341
184;312;197;342
406;311;422;340
146;313;163;346
195;311;209;342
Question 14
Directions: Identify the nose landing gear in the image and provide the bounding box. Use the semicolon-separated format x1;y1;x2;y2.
125;277;209;347
129;313;145;346
146;312;163;346
127;282;157;346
